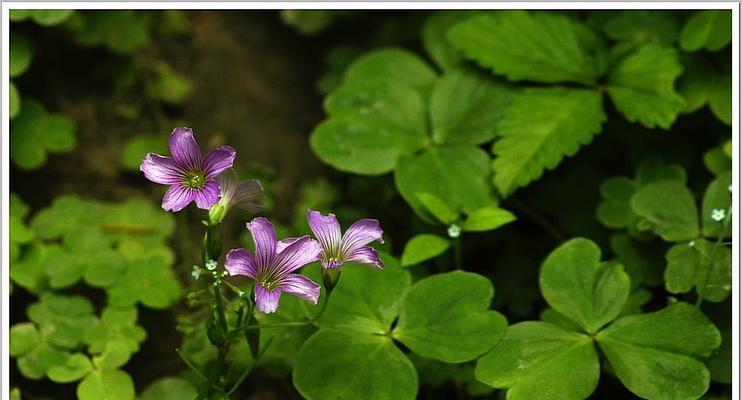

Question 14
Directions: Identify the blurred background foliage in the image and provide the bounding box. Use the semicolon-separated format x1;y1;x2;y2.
9;9;731;400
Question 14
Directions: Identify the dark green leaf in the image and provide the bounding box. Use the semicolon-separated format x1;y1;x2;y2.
679;11;732;52
631;180;699;242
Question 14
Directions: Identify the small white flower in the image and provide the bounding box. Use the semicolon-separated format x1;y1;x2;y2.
448;224;461;238
728;184;733;193
711;208;726;222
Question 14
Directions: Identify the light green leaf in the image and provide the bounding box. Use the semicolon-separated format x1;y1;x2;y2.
17;342;69;380
311;77;428;175
401;234;450;267
702;171;731;238
394;271;507;362
596;302;721;400
448;11;603;84
10;81;21;119
82;248;128;288
343;48;437;96
492;87;605;197
596;177;638;229
709;74;731;125
475;321;599;400
430;68;515;145
422;11;472;71
293;330;418;400
680;11;732;52
280;10;335;35
28;293;96;350
147;63;192;104
415;192;459;225
607;44;685;129
395;145;496;220
602;11;680;45
139;377;198;400
102;198;175;241
10;34;33;78
44;245;82;289
461;206;516;232
631;180;699;242
121;134;167;171
47;353;92;383
77;369;135;400
10;243;49;293
106;255;182;309
317;253;410;334
665;240;731;303
93;339;132;369
540;238;630;333
10;323;40;357
29;10;74;26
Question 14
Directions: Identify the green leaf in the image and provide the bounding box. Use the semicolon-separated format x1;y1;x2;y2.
139;377;198;400
30;196;94;240
10;323;40;357
702;171;731;238
47;353;92;383
394;271;508;362
610;233;665;287
475;321;599;400
492;87;605;197
596;177;638;229
461;206;516;232
10;33;33;78
395;146;496;220
709;74;731;125
68;11;151;54
422;12;472;71
317;253;409;334
17;342;69;380
631;180;699;242
102;198;175;241
258;294;316;376
280;10;335;35
664;243;701;294
343;48;437;97
680;11;731;52
430;68;515;145
665;240;731;302
540;238;630;334
44;245;82;289
28;293;96;350
415;192;459;225
293;330;418;400
448;11;603;84
704;300;731;384
10;243;49;293
704;146;732;175
147;63;192;104
607;44;685;129
401;234;450;267
602;11;680;45
10;99;76;170
121;134;167;171
29;10;74;26
596;302;721;400
106;255;182;309
77;369;135;400
9;81;21;119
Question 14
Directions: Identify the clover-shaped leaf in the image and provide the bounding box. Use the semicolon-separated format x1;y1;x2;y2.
27;293;96;350
665;240;731;303
10;99;77;170
47;353;93;383
679;10;731;52
139;377;198;400
393;271;507;362
631;180;699;242
701;171;731;238
106;255;182;309
77;368;135;400
10;10;74;26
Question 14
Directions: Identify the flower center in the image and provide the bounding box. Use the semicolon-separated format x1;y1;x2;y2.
184;172;206;189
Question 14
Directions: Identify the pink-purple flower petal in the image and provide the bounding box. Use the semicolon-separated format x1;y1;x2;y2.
340;219;385;255
225;248;258;279
193;180;221;210
247;217;277;268
162;185;197;212
276;237;301;254
278;274;320;304
255;284;281;314
233;180;263;212
346;246;384;269
140;153;185;185
169;127;202;170
308;210;342;250
273;236;322;276
203;146;236;179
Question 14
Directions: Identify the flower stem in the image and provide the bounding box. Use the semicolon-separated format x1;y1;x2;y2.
696;206;732;307
453;236;462;269
230;289;333;334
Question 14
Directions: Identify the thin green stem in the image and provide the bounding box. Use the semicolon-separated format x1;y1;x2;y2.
453;236;462;269
226;337;275;396
505;197;566;244
176;348;210;384
696;206;732;307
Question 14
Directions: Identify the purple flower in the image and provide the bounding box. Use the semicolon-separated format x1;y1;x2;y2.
215;169;263;213
225;217;322;313
307;209;384;270
140;127;236;212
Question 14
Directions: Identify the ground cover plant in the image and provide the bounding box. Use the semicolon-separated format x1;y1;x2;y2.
9;8;733;400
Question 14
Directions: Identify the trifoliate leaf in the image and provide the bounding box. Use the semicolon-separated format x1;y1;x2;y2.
430;68;515;145
17;342;69;380
10;34;33;78
67;11;151;54
607;44;685;129
293;329;418;400
27;293;96;350
343;48;437;97
448;11;603;84
422;11;473;71
665;240;731;303
10;323;40;357
702;171;731;238
679;10;732;52
635;157;687;185
30;196;95;240
10;243;49;293
540;238;630;333
139;377;198;400
93;339;132;369
596;177;638;229
396;146;496;220
475;322;599;400
602;11;680;45
121;134;168;171
596;302;721;400
44;244;82;289
492;87;605;197
106;255;182;309
415;192;459;225
47;353;92;383
631;180;699;242
77;369;135;400
461;206;516;232
393;271;508;362
401;234;450;267
10;99;76;170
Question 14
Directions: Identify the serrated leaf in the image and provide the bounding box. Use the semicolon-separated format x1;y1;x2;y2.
596;302;721;400
395;145;496;220
631;180;699;242
475;321;599;400
540;238;630;333
393;271;507;362
461;206;516;232
401;234;450;267
77;369;135;400
492;87;605;197
702;171;731;238
430;68;515;145
293;330;418;400
47;353;92;383
680;11;731;52
606;44;685;129
448;11;603;84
